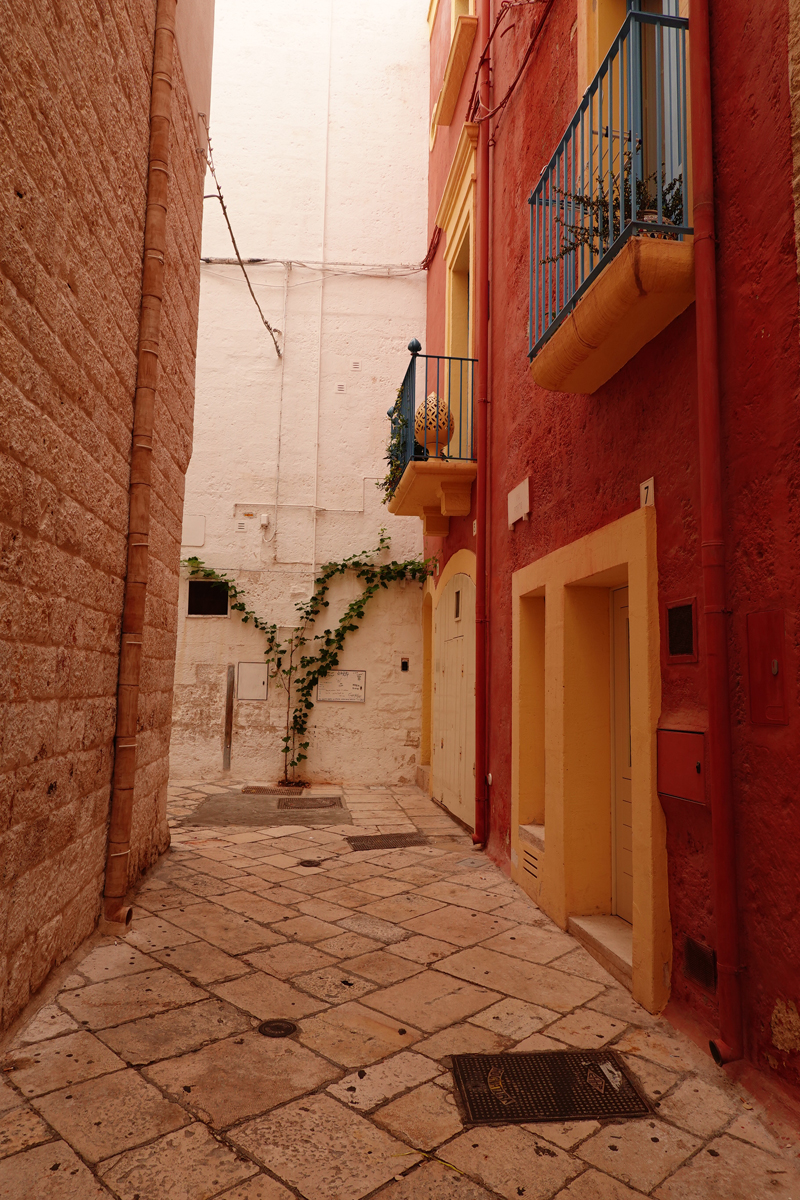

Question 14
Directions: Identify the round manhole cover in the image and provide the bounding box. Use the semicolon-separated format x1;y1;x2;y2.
298;859;322;867
257;1019;298;1038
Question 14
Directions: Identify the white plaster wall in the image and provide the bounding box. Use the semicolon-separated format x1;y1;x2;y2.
171;0;429;784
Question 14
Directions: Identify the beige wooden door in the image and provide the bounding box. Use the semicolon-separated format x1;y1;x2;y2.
612;586;633;923
432;573;475;829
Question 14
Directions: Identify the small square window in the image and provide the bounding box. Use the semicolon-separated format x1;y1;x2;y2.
662;597;698;663
188;579;229;616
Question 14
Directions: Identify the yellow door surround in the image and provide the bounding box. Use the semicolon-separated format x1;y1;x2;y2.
510;507;671;1013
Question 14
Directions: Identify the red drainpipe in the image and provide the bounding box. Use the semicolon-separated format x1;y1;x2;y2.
690;0;743;1064
473;0;491;845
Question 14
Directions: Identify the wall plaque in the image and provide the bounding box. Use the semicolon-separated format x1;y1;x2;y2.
317;669;366;703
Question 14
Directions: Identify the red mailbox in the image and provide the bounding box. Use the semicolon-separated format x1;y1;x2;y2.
657;729;706;805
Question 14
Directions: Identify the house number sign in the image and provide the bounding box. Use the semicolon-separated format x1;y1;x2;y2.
316;669;366;703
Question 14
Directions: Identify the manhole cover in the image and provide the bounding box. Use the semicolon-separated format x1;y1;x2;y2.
242;786;307;796
451;1051;651;1124
257;1019;298;1038
346;833;429;851
277;796;342;810
298;859;323;867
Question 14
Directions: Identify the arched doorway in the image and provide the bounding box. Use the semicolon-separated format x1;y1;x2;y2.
432;572;476;829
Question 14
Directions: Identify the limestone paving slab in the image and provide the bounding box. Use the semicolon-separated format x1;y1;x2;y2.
401;905;516;946
482;924;577;964
75;944;158;983
136;887;206;914
274;915;343;942
336;912;411;944
209;971;326;1021
338;950;424;986
554;1169;649;1198
160;904;284;955
297;897;358;922
360;894;446;924
244;942;338;979
297;1001;422;1067
618;1053;679;1102
0;1140;112;1198
97;998;251;1066
527;1119;602;1150
546;1008;628;1047
3;1031;124;1097
231;1093;423;1200
435;946;604;1010
293;967;377;1004
577;1116;703;1192
0;1105;55;1159
316;932;383;958
653;1133;800;1198
445;1125;584;1199
372;1080;463;1149
414;882;508;912
387;934;458;963
59;969;206;1029
145;1031;339;1128
126;916;200;953
468;996;560;1039
32;1068;189;1163
370;1159;497;1199
326;1050;440;1111
151;940;251;985
414;1021;512;1060
211;890;295;924
0;1077;23;1117
361;969;500;1032
214;1177;295;1200
97;1121;258;1200
10;1005;79;1047
655;1076;741;1138
551;947;619;985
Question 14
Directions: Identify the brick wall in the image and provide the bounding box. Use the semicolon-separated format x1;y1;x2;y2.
0;1;205;1026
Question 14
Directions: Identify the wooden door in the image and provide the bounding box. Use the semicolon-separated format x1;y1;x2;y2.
432;573;475;829
612;586;633;923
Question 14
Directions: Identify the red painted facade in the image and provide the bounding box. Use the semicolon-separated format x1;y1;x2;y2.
424;0;800;1089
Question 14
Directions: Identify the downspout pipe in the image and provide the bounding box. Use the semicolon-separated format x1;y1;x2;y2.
689;0;743;1064
102;0;176;931
473;0;491;845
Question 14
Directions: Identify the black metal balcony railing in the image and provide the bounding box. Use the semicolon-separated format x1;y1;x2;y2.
386;340;476;493
529;5;692;358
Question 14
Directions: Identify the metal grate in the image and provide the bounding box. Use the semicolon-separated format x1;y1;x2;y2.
346;833;429;851
277;796;342;810
242;786;307;796
451;1051;651;1124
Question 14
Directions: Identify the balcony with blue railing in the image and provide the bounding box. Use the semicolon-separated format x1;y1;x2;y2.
384;340;477;537
528;5;694;394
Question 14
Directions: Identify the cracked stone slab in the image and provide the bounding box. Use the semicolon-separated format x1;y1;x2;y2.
209;971;326;1021
97;998;251;1066
151;941;251;986
231;1093;423;1200
160;903;284;955
370;1159;496;1199
59;969;206;1030
655;1077;742;1139
32;1068;189;1163
326;1051;440;1111
3;1031;125;1098
653;1133;800;1199
545;1009;628;1048
401;906;516;947
336;913;410;944
98;1121;258;1199
373;1080;463;1150
0;1140;110;1198
74;944;157;983
144;1031;339;1128
10;1006;79;1047
0;1105;56;1159
468;997;560;1040
445;1125;584;1199
361;970;501;1032
434;947;603;1010
577;1116;702;1192
297;1001;422;1067
126;917;200;953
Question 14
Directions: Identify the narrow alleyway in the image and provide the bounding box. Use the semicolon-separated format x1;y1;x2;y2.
1;783;798;1200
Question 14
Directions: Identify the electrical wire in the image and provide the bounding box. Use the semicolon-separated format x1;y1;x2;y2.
465;0;556;142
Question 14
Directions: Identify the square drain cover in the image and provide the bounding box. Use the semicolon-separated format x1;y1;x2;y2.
278;795;342;810
346;833;429;851
451;1051;651;1124
242;786;304;796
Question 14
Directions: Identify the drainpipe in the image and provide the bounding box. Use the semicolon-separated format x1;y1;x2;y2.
473;0;491;845
102;0;177;930
689;0;742;1064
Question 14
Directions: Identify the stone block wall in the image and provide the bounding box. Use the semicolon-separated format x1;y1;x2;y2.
0;1;206;1027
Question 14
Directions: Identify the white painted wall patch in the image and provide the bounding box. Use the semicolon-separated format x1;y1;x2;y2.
508;477;531;530
182;513;206;547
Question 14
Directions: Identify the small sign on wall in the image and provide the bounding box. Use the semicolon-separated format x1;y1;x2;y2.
317;670;366;703
508;478;531;530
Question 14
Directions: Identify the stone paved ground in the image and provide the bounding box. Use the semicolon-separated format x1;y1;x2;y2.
1;780;799;1199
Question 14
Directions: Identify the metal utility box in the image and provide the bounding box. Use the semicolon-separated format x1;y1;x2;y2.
657;729;706;805
747;610;788;726
237;662;267;701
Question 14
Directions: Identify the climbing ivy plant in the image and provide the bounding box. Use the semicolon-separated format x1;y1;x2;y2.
183;532;431;783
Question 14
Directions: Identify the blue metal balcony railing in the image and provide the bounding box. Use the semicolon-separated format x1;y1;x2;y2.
388;340;476;486
528;6;691;359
